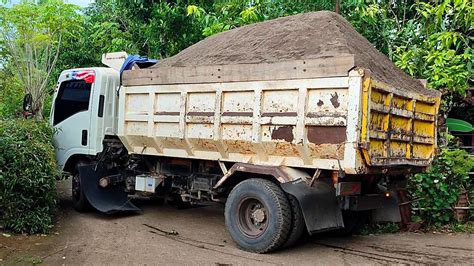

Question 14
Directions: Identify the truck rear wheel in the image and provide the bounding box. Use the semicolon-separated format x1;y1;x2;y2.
283;194;305;248
224;178;291;253
72;162;91;212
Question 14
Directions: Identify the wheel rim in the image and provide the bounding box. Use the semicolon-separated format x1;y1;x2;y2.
72;173;81;201
237;197;269;238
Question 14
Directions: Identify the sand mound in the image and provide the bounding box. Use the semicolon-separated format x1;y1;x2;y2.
150;11;436;96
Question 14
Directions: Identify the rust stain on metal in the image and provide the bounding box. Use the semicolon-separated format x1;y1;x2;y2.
307;126;346;144
261;112;297;117
186;116;214;123
307;143;343;159
307;112;347;119
221;112;253;117
154;111;180;116
193;139;218;151
266;142;300;156
330;92;340;108
187;111;214;116
317;100;324;106
224;140;255;154
271;126;294;142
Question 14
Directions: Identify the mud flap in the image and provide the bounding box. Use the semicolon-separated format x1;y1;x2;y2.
281;179;343;234
371;193;402;223
78;164;141;214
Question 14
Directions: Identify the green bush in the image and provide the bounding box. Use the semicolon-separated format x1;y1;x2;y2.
0;72;23;119
0;119;60;234
409;149;474;226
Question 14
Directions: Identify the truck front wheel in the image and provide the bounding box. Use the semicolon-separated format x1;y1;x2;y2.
72;162;91;212
224;178;291;253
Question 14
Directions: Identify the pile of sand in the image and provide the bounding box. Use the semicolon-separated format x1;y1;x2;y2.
149;11;437;96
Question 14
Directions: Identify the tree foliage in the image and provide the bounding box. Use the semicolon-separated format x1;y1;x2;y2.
343;0;472;96
187;0;334;37
70;0;204;65
0;68;22;118
0;0;82;119
397;1;471;95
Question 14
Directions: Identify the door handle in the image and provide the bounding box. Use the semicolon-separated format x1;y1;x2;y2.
82;130;87;146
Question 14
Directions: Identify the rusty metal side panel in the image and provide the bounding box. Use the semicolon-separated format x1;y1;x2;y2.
117;78;354;171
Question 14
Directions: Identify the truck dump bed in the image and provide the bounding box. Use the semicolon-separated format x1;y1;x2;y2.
120;11;441;175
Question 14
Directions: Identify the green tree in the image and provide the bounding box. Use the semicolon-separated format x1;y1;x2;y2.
75;0;204;62
0;0;82;119
394;1;472;95
341;0;472;97
188;0;334;37
0;69;23;118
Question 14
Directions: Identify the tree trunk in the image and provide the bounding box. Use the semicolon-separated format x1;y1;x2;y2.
33;100;44;120
335;0;340;14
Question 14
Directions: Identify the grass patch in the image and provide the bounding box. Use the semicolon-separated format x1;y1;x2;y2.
19;255;43;265
424;221;474;233
359;222;400;235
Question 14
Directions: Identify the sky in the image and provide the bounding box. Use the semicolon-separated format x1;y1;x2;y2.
67;0;93;7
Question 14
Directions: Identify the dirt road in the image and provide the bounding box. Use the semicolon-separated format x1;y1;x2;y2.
1;180;473;265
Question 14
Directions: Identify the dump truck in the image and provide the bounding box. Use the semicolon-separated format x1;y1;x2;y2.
50;12;441;253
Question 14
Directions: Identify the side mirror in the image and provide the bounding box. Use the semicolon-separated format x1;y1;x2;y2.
23;93;32;112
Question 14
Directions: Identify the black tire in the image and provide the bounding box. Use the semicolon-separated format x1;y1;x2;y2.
333;211;369;236
282;194;305;248
72;162;91;212
224;178;292;253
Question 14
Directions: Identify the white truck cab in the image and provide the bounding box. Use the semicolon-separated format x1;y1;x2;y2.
50;67;120;170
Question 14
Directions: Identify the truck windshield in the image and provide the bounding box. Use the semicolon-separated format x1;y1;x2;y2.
53;80;91;126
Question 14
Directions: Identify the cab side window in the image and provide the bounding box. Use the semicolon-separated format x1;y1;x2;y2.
53;80;91;125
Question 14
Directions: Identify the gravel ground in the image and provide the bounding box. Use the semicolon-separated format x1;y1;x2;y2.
1;179;473;265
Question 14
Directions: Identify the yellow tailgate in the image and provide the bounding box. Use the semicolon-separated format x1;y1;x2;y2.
360;75;441;167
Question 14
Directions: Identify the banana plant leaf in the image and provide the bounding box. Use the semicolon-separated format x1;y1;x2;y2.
446;118;473;132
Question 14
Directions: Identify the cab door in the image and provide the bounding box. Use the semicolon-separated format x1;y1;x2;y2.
51;70;95;170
